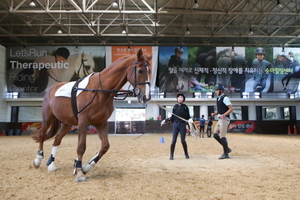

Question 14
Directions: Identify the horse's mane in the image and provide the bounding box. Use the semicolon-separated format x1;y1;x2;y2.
217;48;239;60
104;54;136;71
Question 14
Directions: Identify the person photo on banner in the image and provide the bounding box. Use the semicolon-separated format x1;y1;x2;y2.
251;47;273;92
279;51;300;93
188;75;208;92
160;47;187;92
33;47;70;91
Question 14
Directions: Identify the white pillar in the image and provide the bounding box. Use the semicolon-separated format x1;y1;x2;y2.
276;107;281;119
200;103;208;119
248;103;256;120
0;45;7;122
297;103;300;120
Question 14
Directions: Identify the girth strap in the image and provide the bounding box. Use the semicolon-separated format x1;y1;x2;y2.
71;76;86;120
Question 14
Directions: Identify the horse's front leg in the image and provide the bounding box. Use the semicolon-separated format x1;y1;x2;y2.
82;123;110;174
33;122;50;168
46;124;71;173
73;124;88;182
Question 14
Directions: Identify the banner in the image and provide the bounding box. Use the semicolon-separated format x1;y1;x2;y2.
228;121;256;133
6;46;105;93
158;46;300;94
105;46;158;91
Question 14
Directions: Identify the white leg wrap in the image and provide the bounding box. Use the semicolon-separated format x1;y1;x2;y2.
51;146;58;157
33;155;43;167
48;162;57;172
82;161;95;174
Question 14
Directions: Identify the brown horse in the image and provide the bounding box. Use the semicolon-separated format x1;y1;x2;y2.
32;49;152;182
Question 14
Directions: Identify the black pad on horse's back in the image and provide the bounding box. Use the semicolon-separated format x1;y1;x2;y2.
71;76;86;120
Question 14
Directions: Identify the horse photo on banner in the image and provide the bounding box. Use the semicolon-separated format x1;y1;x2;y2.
215;47;246;93
6;46;105;93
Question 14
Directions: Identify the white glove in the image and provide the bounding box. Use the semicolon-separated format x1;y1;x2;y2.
160;119;166;126
188;118;194;123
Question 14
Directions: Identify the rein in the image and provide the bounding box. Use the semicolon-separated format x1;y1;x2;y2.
70;61;151;119
77;55;91;77
150;100;199;139
150;100;188;123
74;61;150;100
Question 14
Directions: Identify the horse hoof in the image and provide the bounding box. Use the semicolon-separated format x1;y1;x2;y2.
75;176;87;182
33;158;42;168
47;162;57;173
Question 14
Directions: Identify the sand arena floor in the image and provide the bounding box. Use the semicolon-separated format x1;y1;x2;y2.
0;133;299;200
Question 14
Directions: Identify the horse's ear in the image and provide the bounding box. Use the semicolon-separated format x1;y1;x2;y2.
137;49;143;61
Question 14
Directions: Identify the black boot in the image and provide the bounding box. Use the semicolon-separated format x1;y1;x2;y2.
213;133;232;154
213;133;222;144
219;137;230;159
170;143;175;160
182;141;189;159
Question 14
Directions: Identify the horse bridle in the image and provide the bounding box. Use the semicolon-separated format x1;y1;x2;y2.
114;61;151;100
77;54;91;77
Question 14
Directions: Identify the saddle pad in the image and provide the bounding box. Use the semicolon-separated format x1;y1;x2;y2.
55;73;93;98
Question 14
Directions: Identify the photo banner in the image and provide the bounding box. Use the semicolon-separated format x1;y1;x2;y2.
6;46;105;93
105;46;158;91
158;46;300;94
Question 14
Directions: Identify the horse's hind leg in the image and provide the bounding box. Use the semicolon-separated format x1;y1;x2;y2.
82;122;110;174
47;124;72;173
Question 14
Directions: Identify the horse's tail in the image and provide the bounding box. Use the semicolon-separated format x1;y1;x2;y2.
32;119;60;143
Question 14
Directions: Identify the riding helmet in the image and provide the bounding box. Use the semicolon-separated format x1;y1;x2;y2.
177;93;186;101
214;83;225;90
55;47;70;59
255;47;265;55
289;51;293;55
175;47;184;54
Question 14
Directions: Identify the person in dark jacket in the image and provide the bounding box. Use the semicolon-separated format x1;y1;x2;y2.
211;84;233;159
206;116;213;137
169;93;190;160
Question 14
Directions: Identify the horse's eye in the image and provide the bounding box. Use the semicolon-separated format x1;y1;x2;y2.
138;69;143;74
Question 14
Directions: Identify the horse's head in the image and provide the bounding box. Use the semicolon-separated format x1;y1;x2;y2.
128;49;152;103
76;52;95;77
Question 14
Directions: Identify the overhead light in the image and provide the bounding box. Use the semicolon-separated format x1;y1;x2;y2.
75;46;79;52
90;20;96;26
193;0;199;9
277;0;283;8
29;0;36;7
249;27;254;35
242;92;249;99
254;92;261;99
57;29;62;34
185;27;190;35
112;0;118;8
206;92;213;98
122;28;126;34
